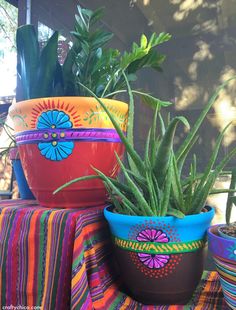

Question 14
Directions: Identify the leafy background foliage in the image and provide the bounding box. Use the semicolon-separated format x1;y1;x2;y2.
16;5;171;100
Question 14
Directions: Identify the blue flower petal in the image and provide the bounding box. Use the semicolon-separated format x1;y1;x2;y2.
38;141;74;161
37;110;73;129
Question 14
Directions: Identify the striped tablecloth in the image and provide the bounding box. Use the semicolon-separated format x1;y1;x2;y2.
0;200;228;309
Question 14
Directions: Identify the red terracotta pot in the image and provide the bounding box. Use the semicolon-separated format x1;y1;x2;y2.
9;97;128;208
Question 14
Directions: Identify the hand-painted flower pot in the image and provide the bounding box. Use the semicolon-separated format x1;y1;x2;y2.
9;147;35;199
104;206;214;305
9;97;128;208
208;225;236;309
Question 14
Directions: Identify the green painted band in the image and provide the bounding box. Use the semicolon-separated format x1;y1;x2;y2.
113;235;205;254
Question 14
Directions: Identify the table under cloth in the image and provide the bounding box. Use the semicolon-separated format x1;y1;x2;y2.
0;200;228;310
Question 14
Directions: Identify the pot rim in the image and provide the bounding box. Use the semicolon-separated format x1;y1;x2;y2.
208;224;236;241
14;96;128;107
104;204;214;223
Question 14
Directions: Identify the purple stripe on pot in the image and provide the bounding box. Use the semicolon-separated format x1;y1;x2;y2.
15;128;124;144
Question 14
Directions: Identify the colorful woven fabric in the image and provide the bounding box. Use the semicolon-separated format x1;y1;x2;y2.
0;200;228;309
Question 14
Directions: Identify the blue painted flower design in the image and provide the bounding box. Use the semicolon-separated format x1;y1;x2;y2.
37;110;74;161
38;141;74;161
37;110;72;129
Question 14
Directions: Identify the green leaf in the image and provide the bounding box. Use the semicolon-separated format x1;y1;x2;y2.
16;24;39;100
33;31;59;98
176;76;236;165
93;167;138;215
140;34;148;48
171;154;185;212
190;146;236;214
62;43;81;96
78;82;146;174
167;208;185;218
160;160;173;216
133;90;173;110
53;175;99;194
115;154;153;216
154;116;190;188
195;123;232;197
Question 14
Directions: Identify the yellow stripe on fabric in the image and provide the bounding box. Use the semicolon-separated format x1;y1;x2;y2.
48;212;65;307
194;271;219;310
72;261;86;288
41;210;57;309
27;210;41;307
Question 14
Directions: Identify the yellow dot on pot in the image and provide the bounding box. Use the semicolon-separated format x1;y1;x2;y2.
52;141;57;146
52;133;57;138
44;133;49;139
60;132;65;138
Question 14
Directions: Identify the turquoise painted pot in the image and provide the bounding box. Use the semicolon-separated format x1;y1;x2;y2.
104;206;215;305
208;225;236;309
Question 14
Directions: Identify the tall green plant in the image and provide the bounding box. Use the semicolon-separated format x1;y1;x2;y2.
16;5;171;100
54;76;236;217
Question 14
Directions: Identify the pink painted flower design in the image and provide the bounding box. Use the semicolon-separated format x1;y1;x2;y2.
136;229;170;269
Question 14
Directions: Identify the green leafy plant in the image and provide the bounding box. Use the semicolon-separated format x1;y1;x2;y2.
55;76;236;217
16;5;171;100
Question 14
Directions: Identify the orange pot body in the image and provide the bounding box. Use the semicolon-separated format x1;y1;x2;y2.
9;97;128;208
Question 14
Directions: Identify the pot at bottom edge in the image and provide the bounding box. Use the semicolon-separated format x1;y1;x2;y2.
208;225;236;310
104;205;215;305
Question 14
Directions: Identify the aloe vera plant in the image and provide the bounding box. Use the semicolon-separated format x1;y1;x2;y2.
16;5;171;100
54;75;236;217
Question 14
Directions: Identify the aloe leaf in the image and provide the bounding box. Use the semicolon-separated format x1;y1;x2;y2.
167;208;185;218
190;146;236;214
157;111;166;137
210;189;236;195
171;154;185;212
160;161;173;216
154;116;190;188
145;129;152;164
115;154;153;216
176;76;236;163
195;123;232;195
177;134;199;173
150;110;160;167
146;170;158;215
93;167;138;215
16;24;39;100
182;155;197;213
53;175;99;194
133;90;172;110
33;31;59;98
123;71;134;147
79;82;146;173
226;168;236;224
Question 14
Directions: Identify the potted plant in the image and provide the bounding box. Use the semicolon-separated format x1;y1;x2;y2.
208;170;236;309
9;5;171;208
55;75;236;304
